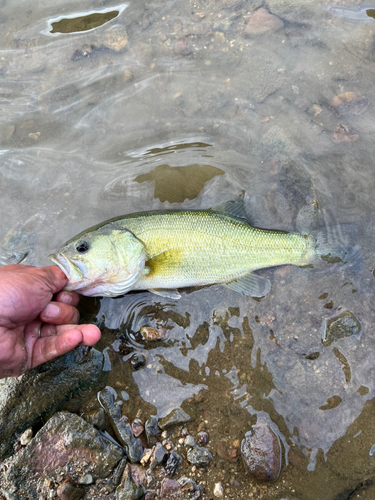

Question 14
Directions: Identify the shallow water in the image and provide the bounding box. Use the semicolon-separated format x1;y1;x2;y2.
1;0;375;498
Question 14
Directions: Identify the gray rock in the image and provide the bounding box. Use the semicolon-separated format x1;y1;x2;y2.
150;442;168;468
145;415;160;445
116;464;144;500
0;347;105;461
0;411;123;499
98;387;143;463
165;452;182;477
241;417;281;482
322;311;361;346
184;435;196;448
77;473;94;485
186;445;212;467
159;408;191;430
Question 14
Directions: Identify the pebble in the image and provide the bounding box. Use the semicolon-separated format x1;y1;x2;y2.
150;442;168;467
174;37;192;56
214;482;224;497
159;408;191;430
160;478;181;499
241;417;281;482
140;448;153;466
56;478;84;500
19;428;33;445
187;445;212;467
78;474;93;485
103;26;128;52
131;353;145;370
323;311;361;346
132;419;144;438
197;431;209;445
184;435;196;448
116;464;144;500
140;326;167;341
245;8;284;35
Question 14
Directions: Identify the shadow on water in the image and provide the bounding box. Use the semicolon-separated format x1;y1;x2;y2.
1;0;375;497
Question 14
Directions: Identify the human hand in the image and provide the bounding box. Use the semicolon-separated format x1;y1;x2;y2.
0;264;101;378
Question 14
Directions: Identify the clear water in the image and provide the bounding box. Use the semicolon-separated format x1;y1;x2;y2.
1;0;375;498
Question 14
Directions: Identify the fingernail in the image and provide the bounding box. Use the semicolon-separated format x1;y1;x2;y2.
61;292;72;304
44;303;60;319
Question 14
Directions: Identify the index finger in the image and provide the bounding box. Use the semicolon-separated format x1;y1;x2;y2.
38;266;68;295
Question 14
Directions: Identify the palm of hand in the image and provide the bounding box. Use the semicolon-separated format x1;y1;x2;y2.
0;265;101;378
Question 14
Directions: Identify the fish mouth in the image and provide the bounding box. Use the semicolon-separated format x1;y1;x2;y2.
49;253;71;280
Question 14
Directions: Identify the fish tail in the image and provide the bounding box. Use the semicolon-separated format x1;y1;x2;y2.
308;223;362;272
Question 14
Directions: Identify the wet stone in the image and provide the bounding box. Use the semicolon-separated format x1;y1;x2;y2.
132;418;144;438
184;435;196;448
160;478;181;499
174;37;192;56
98;387;143;463
56;478;84;500
77;473;93;485
131;353;145;370
84;407;106;429
116;464;144;500
150;442;168;467
2;411;123;499
159;408;191;430
145;415;160;445
178;477;203;498
186;445;212;467
0;347;104;461
322;311;361;346
197;431;209;445
165;452;182;477
241;417;281;482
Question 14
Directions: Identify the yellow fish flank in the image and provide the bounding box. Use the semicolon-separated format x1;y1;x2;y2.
49;203;316;298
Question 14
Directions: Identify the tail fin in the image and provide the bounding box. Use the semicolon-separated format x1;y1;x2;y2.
310;223;362;273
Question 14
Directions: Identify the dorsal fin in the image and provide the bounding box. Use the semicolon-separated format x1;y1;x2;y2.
211;200;248;220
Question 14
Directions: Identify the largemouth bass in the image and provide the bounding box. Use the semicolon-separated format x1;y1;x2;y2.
49;201;319;298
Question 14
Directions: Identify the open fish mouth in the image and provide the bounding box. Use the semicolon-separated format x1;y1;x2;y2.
49;253;71;280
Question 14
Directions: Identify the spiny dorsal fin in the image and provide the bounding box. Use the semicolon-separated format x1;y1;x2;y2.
211;200;248;220
224;273;271;297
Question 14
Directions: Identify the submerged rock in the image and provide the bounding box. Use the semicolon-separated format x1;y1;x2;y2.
0;347;104;461
159;408;191;430
245;8;284;35
322;311;361;346
160;478;181;499
57;478;84;500
241;417;281;482
0;411;123;499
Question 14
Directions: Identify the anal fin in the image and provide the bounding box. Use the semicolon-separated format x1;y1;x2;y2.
149;288;181;300
224;273;271;298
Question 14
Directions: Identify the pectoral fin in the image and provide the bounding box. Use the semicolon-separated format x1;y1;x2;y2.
146;249;180;274
149;288;181;299
224;273;271;297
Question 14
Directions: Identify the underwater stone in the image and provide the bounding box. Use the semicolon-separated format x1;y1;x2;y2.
159;408;191;430
241;417;281;482
160;478;181;499
322;311;361;347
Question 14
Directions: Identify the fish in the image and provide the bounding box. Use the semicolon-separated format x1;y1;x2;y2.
49;201;325;299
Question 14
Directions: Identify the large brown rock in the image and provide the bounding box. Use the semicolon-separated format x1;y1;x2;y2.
241;417;281;482
245;8;284;35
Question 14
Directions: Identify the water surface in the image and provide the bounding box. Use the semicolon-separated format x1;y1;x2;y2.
1;0;375;498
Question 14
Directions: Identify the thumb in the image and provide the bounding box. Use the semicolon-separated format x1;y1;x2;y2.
38;266;68;295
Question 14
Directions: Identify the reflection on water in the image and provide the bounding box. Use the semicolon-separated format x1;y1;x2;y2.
2;0;375;497
50;11;120;34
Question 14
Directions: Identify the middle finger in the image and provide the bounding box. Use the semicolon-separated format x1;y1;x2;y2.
39;301;80;325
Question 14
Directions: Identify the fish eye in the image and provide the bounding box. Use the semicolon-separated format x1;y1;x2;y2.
76;240;90;253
